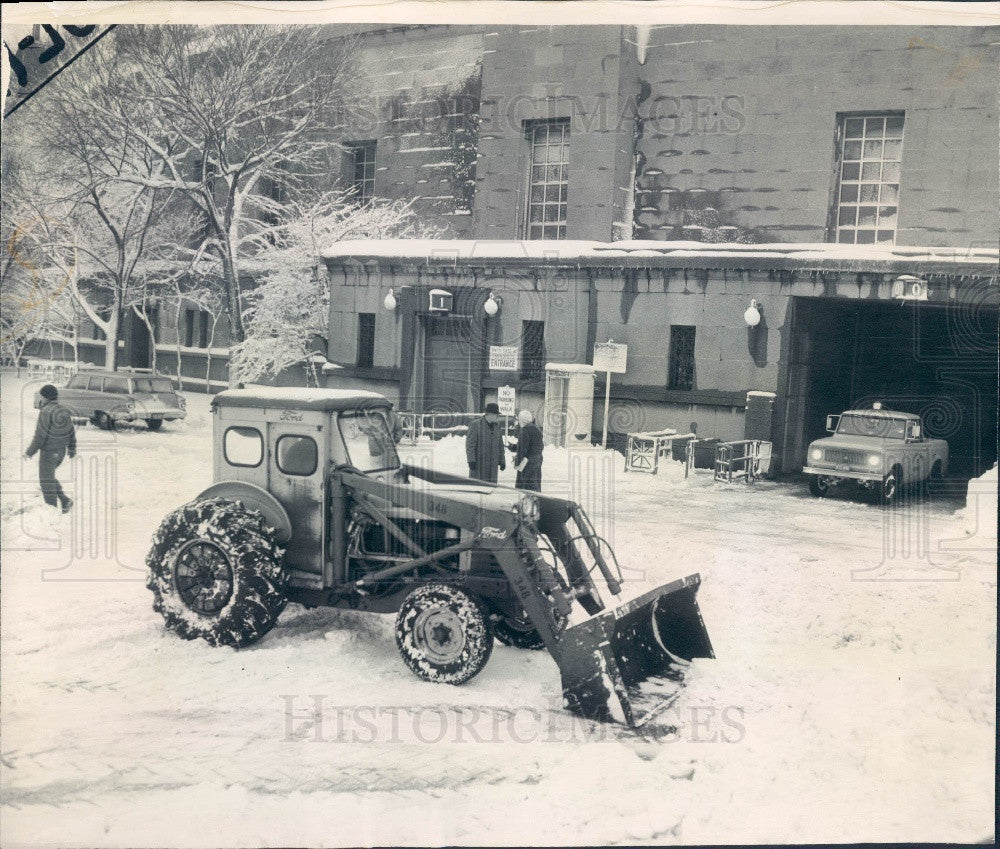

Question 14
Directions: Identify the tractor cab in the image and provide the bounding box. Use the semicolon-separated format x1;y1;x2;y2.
209;387;398;576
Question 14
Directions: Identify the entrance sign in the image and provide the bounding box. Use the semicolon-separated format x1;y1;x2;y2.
489;345;519;371
594;341;628;448
497;385;516;416
593;342;627;374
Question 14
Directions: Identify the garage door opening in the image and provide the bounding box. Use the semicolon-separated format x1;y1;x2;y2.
784;294;998;480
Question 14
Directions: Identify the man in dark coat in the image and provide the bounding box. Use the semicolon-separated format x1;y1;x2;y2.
465;402;506;483
510;409;544;491
25;384;76;513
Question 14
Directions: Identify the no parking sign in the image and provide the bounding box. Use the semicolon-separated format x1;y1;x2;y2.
497;385;516;416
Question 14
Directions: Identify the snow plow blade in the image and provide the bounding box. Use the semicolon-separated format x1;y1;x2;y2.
558;574;713;726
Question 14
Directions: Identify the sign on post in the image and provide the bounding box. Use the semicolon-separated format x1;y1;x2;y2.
497;385;516;416
593;342;628;374
489;345;519;371
594;341;628;449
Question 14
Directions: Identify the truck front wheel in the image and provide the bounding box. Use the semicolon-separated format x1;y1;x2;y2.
395;584;494;684
146;497;287;647
878;466;902;506
808;475;830;497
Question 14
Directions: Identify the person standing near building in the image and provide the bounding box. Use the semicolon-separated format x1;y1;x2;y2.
24;384;76;513
510;409;544;491
465;402;506;483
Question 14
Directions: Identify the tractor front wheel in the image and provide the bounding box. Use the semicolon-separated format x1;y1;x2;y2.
146;497;286;647
395;584;493;684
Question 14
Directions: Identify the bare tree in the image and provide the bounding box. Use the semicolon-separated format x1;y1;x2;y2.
100;26;358;383
3;42;181;371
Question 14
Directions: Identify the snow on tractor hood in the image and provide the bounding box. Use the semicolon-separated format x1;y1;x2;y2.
213;387;391;413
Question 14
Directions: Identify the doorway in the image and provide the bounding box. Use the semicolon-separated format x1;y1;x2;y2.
783;296;998;478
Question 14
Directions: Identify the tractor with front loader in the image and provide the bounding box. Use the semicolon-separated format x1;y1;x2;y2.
145;388;713;725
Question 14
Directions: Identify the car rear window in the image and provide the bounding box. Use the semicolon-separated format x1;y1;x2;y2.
134;377;174;393
67;375;87;389
87;377;104;391
104;377;129;394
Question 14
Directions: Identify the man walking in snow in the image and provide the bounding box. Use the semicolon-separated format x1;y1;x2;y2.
465;402;506;483
25;384;76;513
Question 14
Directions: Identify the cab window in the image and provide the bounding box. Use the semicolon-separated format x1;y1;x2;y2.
224;426;264;467
276;435;317;476
338;410;399;473
104;377;129;394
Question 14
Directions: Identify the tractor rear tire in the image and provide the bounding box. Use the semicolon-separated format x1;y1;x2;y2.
395;584;493;684
146;497;287;648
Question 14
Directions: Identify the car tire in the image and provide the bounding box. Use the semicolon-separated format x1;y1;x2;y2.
146;497;287;648
878;466;901;506
146;419;163;431
808;475;830;498
395;584;494;684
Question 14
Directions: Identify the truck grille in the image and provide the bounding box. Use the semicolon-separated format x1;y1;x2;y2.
824;449;868;465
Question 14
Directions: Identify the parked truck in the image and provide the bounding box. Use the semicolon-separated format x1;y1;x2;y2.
803;403;948;505
145;387;714;725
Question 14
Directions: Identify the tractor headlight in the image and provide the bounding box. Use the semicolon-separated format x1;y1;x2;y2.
810;448;823;461
515;495;540;522
868;454;881;466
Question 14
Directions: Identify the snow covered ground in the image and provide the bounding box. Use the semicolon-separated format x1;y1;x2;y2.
1;370;995;846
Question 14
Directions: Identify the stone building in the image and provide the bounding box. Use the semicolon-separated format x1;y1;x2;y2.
25;23;999;475
316;24;998;477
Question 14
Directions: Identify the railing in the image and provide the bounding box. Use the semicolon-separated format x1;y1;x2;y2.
714;439;772;483
624;429;698;475
396;412;514;444
25;358;81;381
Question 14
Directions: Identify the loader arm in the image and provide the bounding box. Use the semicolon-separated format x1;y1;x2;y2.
336;467;715;727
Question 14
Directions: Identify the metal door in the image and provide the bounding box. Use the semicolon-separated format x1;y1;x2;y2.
267;421;326;574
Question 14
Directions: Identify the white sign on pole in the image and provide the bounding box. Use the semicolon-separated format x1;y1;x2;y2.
497;385;516;416
594;341;627;449
593;342;628;374
489;345;519;371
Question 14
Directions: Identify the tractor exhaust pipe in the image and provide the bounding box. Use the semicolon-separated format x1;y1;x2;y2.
557;574;713;725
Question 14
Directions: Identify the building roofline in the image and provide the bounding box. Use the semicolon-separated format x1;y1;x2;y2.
321;239;999;277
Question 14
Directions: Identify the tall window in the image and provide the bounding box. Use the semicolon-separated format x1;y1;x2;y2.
357;313;375;368
833;113;903;245
668;325;696;390
345;141;376;206
184;309;210;348
524;119;569;240
520;320;545;381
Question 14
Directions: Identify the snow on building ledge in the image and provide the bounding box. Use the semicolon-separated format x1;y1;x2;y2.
322;239;999;277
